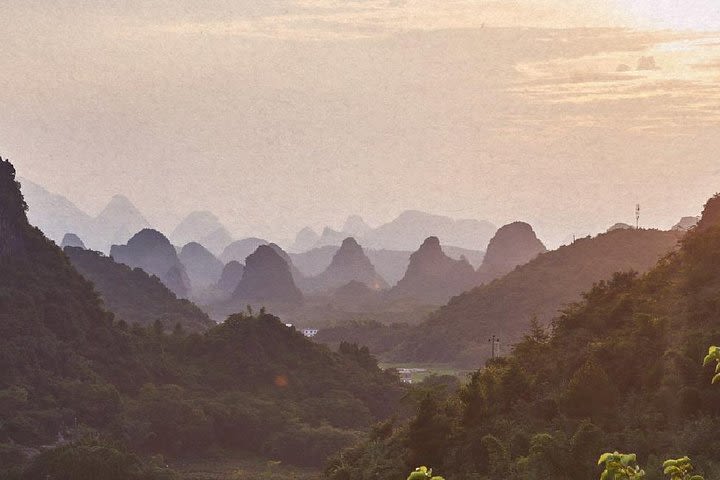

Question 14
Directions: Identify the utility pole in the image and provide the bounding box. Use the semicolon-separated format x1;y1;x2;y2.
636;204;641;229
488;335;500;359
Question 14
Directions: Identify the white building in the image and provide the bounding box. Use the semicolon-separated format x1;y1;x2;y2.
301;328;319;338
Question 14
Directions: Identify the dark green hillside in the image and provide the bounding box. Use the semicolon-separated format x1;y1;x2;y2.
0;159;149;445
391;228;681;366
0;157;405;477
327;195;720;480
64;246;214;332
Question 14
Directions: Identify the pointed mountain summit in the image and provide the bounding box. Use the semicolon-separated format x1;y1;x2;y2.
94;194;151;251
232;245;303;305
389;236;477;304
171;211;233;255
179;242;224;290
61;233;85;249
477;221;546;283
306;237;388;293
110;228;191;298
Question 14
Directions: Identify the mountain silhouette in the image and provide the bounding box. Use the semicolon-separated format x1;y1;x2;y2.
110;228;191;298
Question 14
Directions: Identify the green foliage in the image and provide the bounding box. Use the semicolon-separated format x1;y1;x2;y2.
701;346;720;385
64;246;213;332
406;466;444;480
598;452;645;480
662;457;703;480
330;200;720;479
0;161;407;471
21;438;177;480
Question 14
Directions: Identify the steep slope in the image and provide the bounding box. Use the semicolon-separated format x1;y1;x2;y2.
395;228;682;366
1;158;149;445
179;241;224;290
65;246;214;332
219;237;269;264
110;229;191;298
305;238;388;293
330;195;720;480
476;221;546;283
170;211;233;255
1;157;406;473
388;236;477;305
232;245;304;305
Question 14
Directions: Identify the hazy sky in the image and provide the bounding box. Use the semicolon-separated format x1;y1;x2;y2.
3;1;720;247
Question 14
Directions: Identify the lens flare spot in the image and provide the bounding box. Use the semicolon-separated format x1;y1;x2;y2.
274;374;288;387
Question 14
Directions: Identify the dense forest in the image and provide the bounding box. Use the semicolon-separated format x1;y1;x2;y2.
316;228;680;367
0;158;406;479
325;195;720;480
64;246;214;332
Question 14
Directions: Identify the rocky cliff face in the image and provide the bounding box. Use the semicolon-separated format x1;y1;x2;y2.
110;228;191;298
179;242;224;290
477;222;546;283
233;245;303;304
389;236;477;304
306;237;387;293
0;158;28;258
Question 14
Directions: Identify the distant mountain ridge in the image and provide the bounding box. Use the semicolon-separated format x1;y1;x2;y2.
19;178;150;252
390;227;682;366
171;211;233;255
304;237;388;293
291;210;496;253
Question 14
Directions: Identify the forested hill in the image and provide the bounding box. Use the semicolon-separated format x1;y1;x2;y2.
389;227;682;366
0;157;405;477
328;194;720;480
64;246;214;332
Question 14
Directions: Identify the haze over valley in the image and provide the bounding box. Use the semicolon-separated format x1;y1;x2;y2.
4;2;720;479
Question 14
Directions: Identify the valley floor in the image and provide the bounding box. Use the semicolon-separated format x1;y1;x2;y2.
172;456;322;480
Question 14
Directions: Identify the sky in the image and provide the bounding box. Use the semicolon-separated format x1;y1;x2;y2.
2;1;720;248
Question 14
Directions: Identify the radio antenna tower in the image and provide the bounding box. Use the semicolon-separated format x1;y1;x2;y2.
635;204;640;229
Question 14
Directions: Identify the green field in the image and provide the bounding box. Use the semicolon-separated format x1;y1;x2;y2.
379;362;473;383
